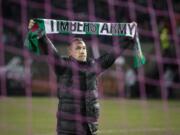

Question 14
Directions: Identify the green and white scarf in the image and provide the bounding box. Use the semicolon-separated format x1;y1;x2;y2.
24;18;146;68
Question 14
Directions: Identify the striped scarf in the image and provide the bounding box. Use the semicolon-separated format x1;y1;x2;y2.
24;18;146;68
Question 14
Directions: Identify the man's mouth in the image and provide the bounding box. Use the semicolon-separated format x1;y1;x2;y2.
79;55;85;58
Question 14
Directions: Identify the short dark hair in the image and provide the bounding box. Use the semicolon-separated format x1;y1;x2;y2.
70;38;84;46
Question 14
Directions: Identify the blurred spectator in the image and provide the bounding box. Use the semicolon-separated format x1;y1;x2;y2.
159;22;176;59
0;57;32;95
160;26;170;50
125;66;137;98
115;56;125;66
163;68;175;99
115;56;125;97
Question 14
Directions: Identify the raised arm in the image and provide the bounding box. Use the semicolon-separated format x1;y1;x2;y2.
26;19;66;75
27;19;58;56
95;37;134;72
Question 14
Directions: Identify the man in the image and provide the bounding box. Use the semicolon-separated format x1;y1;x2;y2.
28;20;134;135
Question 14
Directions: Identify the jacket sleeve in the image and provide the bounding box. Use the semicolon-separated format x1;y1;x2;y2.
25;24;67;75
95;37;134;73
37;35;67;75
38;35;58;55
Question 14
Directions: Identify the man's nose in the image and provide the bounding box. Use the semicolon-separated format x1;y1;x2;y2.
80;49;84;53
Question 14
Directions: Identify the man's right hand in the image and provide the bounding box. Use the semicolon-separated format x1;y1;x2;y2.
28;19;35;30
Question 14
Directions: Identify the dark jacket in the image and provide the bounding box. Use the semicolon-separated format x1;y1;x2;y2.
55;54;116;135
39;36;133;135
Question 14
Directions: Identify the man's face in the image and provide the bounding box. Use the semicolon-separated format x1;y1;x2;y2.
69;40;87;62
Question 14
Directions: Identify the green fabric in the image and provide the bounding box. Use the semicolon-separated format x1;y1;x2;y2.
24;30;40;55
24;19;45;55
133;53;146;68
133;34;146;68
34;19;45;31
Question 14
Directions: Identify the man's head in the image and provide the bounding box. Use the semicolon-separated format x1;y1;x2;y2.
68;38;87;62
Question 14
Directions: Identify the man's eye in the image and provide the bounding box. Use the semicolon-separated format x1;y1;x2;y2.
76;47;81;50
